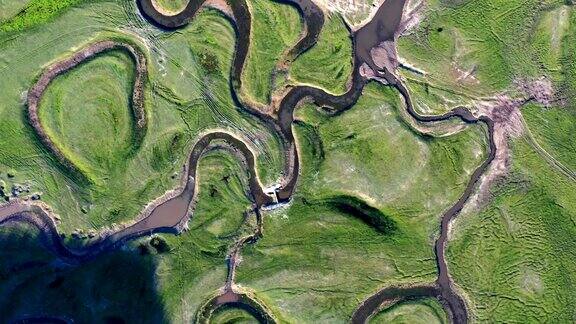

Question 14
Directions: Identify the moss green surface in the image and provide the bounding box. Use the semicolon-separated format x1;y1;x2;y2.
370;298;447;324
242;0;301;104
211;307;259;324
153;0;189;14
0;0;575;322
0;4;283;232
289;14;352;94
235;82;486;322
398;0;567;94
448;137;576;322
39;50;138;184
0;0;100;32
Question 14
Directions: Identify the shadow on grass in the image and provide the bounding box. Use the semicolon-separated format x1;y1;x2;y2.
305;195;397;235
0;224;169;323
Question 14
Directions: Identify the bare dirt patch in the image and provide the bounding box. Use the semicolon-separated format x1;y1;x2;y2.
464;77;555;212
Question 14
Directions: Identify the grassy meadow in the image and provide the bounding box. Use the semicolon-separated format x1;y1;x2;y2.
398;3;576;320
153;0;189;14
241;0;301;104
447;137;576;322
0;0;575;322
446;6;576;322
235;82;487;322
397;0;569;96
289;13;353;94
0;2;283;232
370;298;447;324
211;307;259;323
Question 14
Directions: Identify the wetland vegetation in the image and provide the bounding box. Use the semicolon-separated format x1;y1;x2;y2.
0;0;574;322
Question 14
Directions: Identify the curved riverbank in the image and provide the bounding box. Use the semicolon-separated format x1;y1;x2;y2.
352;284;443;323
0;130;273;263
27;40;148;183
195;289;276;323
0;0;500;322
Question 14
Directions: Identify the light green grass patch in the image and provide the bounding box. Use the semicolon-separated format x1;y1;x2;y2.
39;49;137;184
299;82;487;234
398;0;565;94
0;0;100;32
289;14;352;94
211;307;259;324
0;1;190;232
0;0;32;22
0;3;284;232
448;137;576;322
529;5;571;77
522;103;576;172
237;200;437;322
153;0;189;14
370;298;448;324
236;82;487;322
242;0;301;104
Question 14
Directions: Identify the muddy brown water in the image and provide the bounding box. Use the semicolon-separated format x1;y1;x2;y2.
354;0;406;73
0;0;499;322
351;285;443;323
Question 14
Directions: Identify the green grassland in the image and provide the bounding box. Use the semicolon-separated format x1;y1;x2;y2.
404;78;476;115
242;0;301;104
0;149;255;322
38;50;138;185
0;2;284;232
521;8;576;173
161;8;285;185
522;103;576;172
289;14;353;94
397;0;567;95
153;0;189;14
370;298;447;324
0;0;31;22
0;0;101;32
211;307;259;324
447;137;576;322
1;0;575;322
396;1;576;322
446;7;576;322
154;150;257;322
298;83;487;233
521;5;576;169
234;82;487;322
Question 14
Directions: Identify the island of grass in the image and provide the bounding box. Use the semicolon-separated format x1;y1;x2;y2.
0;0;575;322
